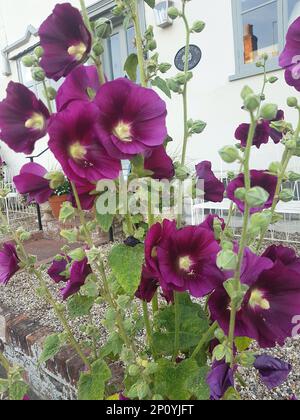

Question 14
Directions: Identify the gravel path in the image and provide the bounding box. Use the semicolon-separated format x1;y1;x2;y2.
0;240;300;400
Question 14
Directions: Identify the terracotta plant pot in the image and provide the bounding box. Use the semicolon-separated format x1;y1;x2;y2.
49;194;68;219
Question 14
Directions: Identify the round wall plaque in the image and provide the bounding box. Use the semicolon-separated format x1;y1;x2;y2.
174;44;202;71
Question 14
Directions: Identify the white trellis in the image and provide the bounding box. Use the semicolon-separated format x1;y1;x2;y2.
0;182;37;232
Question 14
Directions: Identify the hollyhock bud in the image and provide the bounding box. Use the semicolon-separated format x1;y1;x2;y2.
158;63;172;73
0;242;20;285
244;94;260;112
219;146;240;163
254;355;292;389
168;7;180;20
31;67;46;82
268;76;278;84
279;189;294;202
191;21;206;33
288;171;300;182
188;119;207;134
47;87;57;101
93;41;104;57
245;187;269;208
34;46;44;59
22;55;36;68
234;187;246;201
260;104;278;121
287;97;298;108
241;85;253;100
95;18;113;39
217;250;237;271
45;171;66;190
268;161;282;175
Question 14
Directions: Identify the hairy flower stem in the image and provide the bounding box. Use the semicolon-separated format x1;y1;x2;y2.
42;80;53;114
142;301;154;350
79;0;105;84
71;183;136;353
173;1;191;361
228;112;256;368
191;321;218;359
173;292;181;361
177;2;191;229
256;108;300;251
34;269;92;369
131;0;147;88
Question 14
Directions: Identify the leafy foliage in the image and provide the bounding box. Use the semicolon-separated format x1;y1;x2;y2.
78;359;111;401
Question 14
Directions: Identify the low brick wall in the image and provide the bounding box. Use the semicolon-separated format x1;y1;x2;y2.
0;304;81;400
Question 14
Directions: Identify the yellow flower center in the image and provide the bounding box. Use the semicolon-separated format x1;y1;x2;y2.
68;42;87;61
69;142;86;160
249;289;270;310
25;113;45;131
179;256;193;272
151;247;157;259
113;121;132;142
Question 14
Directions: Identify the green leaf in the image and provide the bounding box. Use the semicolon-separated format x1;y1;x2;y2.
144;0;155;8
234;337;253;352
96;212;114;233
152;293;209;356
108;244;144;295
151;76;171;99
154;359;200;400
9;381;28;401
67;295;94;318
124;53;139;82
78;359;111;401
188;366;210;400
39;334;64;365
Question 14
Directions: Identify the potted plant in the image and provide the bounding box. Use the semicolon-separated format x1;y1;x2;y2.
49;181;71;219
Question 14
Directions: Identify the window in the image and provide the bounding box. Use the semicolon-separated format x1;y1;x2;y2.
231;0;300;79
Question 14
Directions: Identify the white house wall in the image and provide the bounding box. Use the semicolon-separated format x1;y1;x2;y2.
0;0;299;179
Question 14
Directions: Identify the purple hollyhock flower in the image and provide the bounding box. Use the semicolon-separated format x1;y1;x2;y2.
262;245;300;273
70;181;97;211
56;65;101;112
209;247;300;348
39;3;92;81
61;257;92;300
156;224;221;297
227;170;277;214
196;161;225;203
206;360;234;400
48;256;70;284
48;101;121;184
145;219;177;277
144;146;175;180
235;111;284;149
95;78;167;159
279;17;300;91
135;265;173;304
0;82;50;154
13;163;52;204
135;266;159;303
0;242;20;285
254;355;292;390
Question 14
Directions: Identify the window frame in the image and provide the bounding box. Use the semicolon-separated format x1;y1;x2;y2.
230;0;294;80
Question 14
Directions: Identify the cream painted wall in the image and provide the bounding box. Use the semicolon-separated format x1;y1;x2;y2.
0;0;299;179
